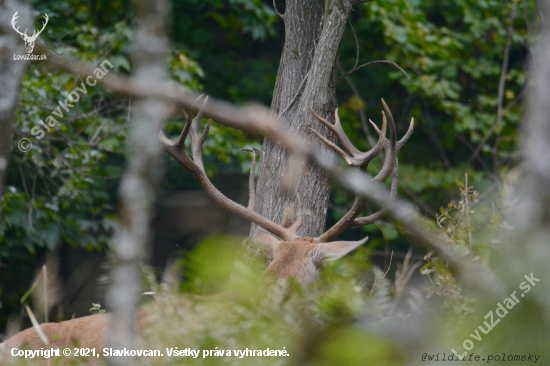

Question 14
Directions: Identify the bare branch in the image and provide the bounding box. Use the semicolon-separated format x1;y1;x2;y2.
348;18;359;70
273;0;284;19
338;66;376;147
492;3;517;173
338;60;411;82
468;3;516;168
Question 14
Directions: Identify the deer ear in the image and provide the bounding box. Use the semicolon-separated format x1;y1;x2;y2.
316;236;369;265
252;230;281;257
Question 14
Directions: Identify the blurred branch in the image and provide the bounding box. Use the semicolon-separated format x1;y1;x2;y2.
420;97;453;169
338;60;411;82
106;0;172;364
509;0;550;321
353;0;376;4
399;184;437;219
348;19;360;71
453;132;497;180
273;0;284;19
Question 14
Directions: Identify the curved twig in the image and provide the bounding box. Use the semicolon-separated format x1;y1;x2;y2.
337;60;411;82
278;69;310;118
348;18;359;70
273;0;284;19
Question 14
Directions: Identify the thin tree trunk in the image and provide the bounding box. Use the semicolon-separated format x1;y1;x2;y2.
107;0;172;364
0;1;29;221
254;0;353;238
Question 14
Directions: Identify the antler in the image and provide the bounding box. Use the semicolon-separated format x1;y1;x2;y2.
11;11;28;38
159;96;297;242
310;107;387;168
312;99;413;242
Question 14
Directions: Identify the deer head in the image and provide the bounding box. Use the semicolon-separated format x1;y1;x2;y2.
11;11;48;54
159;96;413;285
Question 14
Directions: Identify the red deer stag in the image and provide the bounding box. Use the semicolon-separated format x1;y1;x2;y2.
0;97;412;361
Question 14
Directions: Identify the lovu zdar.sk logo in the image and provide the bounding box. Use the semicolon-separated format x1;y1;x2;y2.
12;10;48;61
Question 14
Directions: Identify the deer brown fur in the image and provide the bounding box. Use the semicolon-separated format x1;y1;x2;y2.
0;314;110;362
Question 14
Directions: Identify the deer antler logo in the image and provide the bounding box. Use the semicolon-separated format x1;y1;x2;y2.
11;11;49;54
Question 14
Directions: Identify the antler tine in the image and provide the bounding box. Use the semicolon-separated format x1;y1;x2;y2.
310;108;386;167
310;108;362;156
397;117;414;151
159;97;295;242
372;99;397;183
288;193;303;235
352;110;387;168
317;158;401;242
159;94;208;153
241;148;258;210
369;119;382;136
187;94;205;121
188;97;210;170
181;107;188;121
158;110;192;153
353;159;399;227
372;115;413;152
316;196;366;242
199;120;212;144
309;127;352;165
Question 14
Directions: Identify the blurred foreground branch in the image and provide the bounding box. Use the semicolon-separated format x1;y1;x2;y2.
106;0;172;365
510;0;550;315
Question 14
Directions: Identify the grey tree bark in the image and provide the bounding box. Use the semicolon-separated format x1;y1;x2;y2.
253;0;353;238
106;0;172;364
0;0;29;221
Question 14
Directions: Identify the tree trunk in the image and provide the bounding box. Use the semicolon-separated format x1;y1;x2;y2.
0;1;29;221
253;0;352;238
